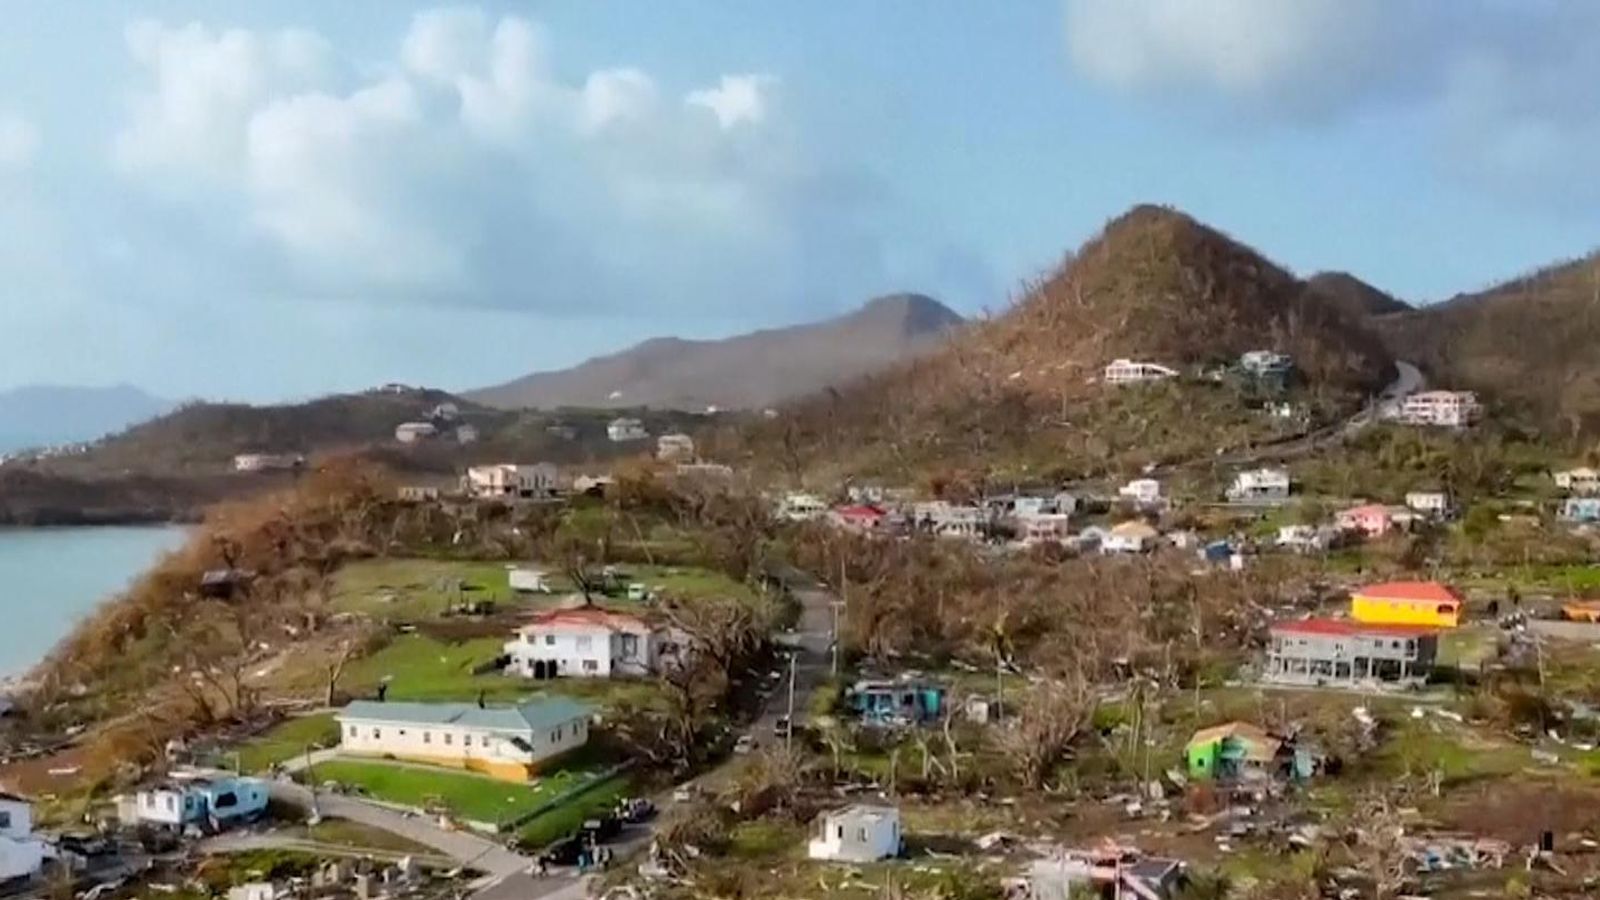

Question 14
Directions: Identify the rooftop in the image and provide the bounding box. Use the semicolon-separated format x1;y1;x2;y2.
1272;617;1441;638
519;606;651;631
1353;581;1463;607
338;697;592;733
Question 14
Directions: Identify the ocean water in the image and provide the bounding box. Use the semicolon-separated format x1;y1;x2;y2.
0;526;188;677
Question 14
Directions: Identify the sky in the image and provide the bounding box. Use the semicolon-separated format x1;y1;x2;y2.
4;1;1600;401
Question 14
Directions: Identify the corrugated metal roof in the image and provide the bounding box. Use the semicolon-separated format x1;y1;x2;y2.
338;697;591;733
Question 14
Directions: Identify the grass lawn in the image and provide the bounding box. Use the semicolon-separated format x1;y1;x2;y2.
236;714;342;773
305;758;599;825
1438;625;1500;670
332;558;572;620
514;774;634;849
340;634;663;710
284;819;437;856
623;564;755;604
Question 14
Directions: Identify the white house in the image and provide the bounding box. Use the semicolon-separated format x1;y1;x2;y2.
504;607;672;679
1018;513;1073;545
127;772;270;831
0;794;49;882
465;463;558;499
656;433;696;463
607;418;649;442
395;422;438;444
912;502;989;541
336;698;591;783
1226;468;1291;503
779;492;828;522
1239;350;1293;377
508;566;551;594
1390;391;1483;428
807;805;901;863
1554;467;1600;495
1118;478;1163;506
1102;521;1160;554
1276;525;1333;553
232;453;303;473
1104;359;1179;385
1405;490;1452;517
455;424;479;444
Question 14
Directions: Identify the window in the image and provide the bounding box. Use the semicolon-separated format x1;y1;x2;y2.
545;635;556;646
857;828;869;842
165;796;175;812
836;825;844;840
213;791;237;810
423;732;431;744
0;811;11;829
576;635;593;651
444;733;453;746
372;728;381;739
583;659;599;672
464;734;472;747
348;726;357;738
553;727;563;742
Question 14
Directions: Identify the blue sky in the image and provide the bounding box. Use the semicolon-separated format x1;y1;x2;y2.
3;1;1600;401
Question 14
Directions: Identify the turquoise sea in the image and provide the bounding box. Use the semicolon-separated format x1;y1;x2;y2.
0;526;188;677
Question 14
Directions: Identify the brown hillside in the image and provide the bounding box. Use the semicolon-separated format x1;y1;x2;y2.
1303;271;1410;319
711;205;1396;482
1379;253;1600;438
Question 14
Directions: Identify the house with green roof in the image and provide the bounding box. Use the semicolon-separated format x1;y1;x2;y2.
335;697;591;783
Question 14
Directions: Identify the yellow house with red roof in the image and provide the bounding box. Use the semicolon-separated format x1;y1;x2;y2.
1350;581;1463;629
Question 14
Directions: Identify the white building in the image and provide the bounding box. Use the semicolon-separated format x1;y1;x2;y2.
1239;350;1293;377
1226;468;1291;503
1405;491;1452;517
430;402;460;422
1276;524;1334;553
508;566;551;594
455;424;479;444
336;698;591;783
779;492;828;522
232;453;303;473
1103;359;1179;385
1391;390;1483;428
1118;478;1163;506
127;772;270;831
395;422;438;444
0;794;49;882
912;502;989;541
1102;520;1160;554
398;486;441;502
607;418;649;442
1018;513;1073;545
807;805;901;863
675;462;735;484
1554;467;1600;495
464;463;558;499
656;433;696;463
504;607;671;679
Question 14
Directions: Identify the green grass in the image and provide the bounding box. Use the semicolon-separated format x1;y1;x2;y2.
1438;626;1500;670
304;758;597;824
340;634;663;710
622;564;755;604
514;775;634;849
285;819;437;855
235;714;342;773
332;558;566;620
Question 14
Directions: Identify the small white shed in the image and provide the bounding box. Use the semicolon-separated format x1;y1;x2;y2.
807;805;901;863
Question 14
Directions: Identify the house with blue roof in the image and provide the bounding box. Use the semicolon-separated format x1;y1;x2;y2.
336;696;592;783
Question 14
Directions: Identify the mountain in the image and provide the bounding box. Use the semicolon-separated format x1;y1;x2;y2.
712;205;1396;481
465;293;965;411
0;384;171;453
1302;272;1410;319
1378;253;1600;438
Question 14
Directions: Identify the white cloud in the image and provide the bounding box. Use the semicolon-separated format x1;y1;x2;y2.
1063;1;1600;201
686;74;777;129
107;9;935;318
0;113;39;169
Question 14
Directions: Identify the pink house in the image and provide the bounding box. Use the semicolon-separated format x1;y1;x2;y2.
1336;504;1397;538
831;504;888;532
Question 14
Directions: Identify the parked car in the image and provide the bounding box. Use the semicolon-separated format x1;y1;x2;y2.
616;797;656;823
540;835;587;867
733;735;757;754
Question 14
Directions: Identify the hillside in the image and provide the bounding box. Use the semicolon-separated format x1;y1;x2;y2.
1379;253;1600;438
1302;271;1410;320
24;386;716;502
0;383;171;453
466;293;964;411
711;205;1396;482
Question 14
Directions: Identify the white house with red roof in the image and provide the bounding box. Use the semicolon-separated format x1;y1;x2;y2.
1334;503;1417;538
830;504;888;532
1266;618;1439;687
504;607;674;679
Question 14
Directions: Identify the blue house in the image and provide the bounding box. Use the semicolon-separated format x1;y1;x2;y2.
1563;497;1600;524
130;772;270;831
848;679;946;725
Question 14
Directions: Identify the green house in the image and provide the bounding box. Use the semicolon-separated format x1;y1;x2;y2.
1185;721;1282;782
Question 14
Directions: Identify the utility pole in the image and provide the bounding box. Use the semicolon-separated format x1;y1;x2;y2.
785;650;797;753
